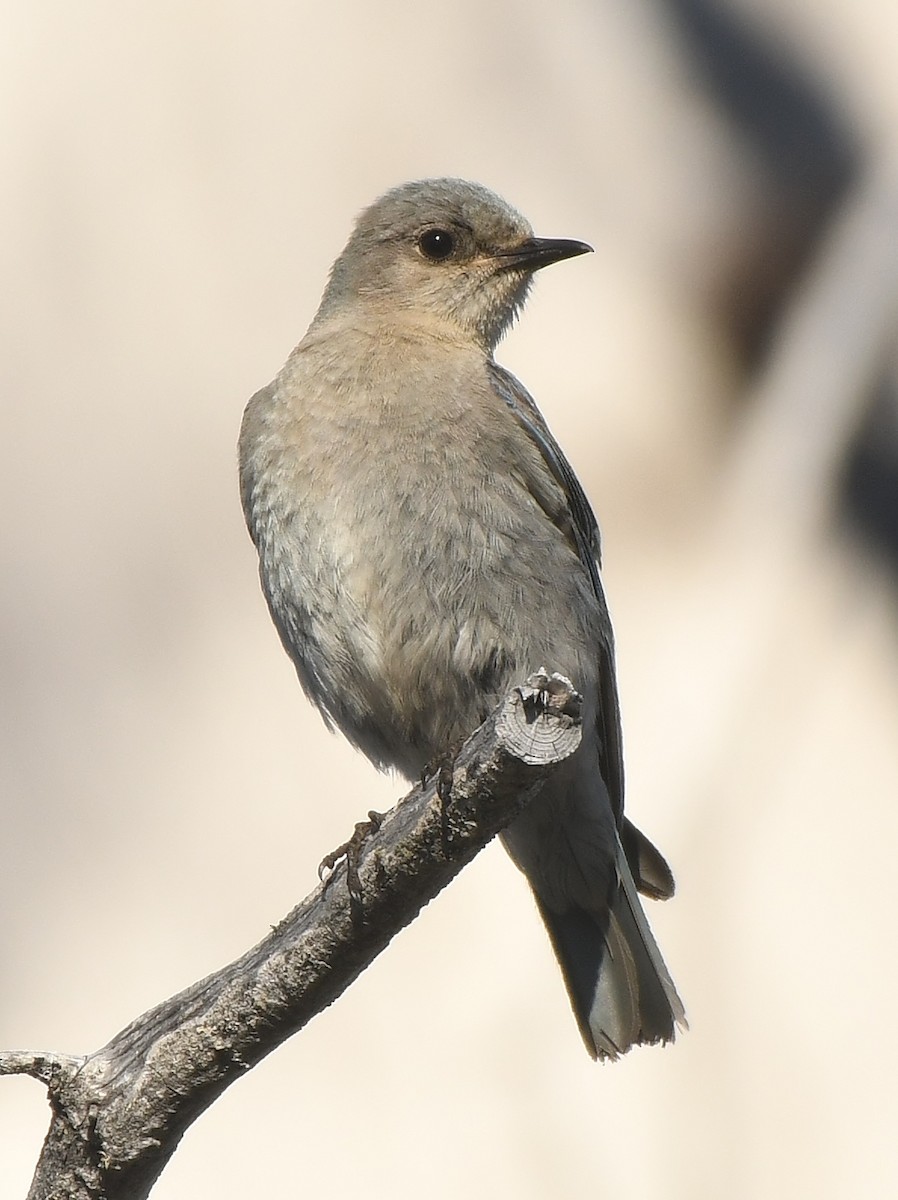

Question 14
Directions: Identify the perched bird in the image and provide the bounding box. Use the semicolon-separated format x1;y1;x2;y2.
239;178;685;1059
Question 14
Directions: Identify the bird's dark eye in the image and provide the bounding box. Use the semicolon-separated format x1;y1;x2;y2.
418;228;456;261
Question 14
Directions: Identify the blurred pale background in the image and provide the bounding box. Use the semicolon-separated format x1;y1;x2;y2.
2;1;898;1197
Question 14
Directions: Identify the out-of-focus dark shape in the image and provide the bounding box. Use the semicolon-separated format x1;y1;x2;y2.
664;0;860;365
842;359;898;575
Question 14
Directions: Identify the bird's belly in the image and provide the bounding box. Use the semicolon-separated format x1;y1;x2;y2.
261;404;600;778
320;511;594;777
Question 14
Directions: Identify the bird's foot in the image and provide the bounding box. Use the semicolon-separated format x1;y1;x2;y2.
518;669;581;720
421;738;465;856
318;810;384;924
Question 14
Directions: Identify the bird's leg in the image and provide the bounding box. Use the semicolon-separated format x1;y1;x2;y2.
421;737;466;856
318;810;384;924
517;668;580;721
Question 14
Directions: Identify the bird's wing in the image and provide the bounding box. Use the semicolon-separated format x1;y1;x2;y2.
488;362;626;825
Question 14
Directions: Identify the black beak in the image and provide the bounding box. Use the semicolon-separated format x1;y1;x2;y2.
492;237;593;272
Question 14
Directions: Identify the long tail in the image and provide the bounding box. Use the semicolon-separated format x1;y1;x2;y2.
536;840;686;1060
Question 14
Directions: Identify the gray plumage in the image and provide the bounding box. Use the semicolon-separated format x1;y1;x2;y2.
239;178;685;1058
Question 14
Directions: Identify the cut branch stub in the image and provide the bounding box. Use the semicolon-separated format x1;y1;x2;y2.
495;669;582;764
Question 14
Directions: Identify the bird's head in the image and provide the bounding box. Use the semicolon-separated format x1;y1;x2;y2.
315;178;592;352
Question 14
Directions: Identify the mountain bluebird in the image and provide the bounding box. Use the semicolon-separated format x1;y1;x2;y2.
239;178;685;1058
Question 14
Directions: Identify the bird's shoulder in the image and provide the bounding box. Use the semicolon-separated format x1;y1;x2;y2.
487;362;602;569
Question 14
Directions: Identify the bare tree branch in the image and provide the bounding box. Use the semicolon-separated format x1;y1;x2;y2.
0;675;581;1200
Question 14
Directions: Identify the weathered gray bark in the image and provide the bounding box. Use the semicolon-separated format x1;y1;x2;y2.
0;675;581;1200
